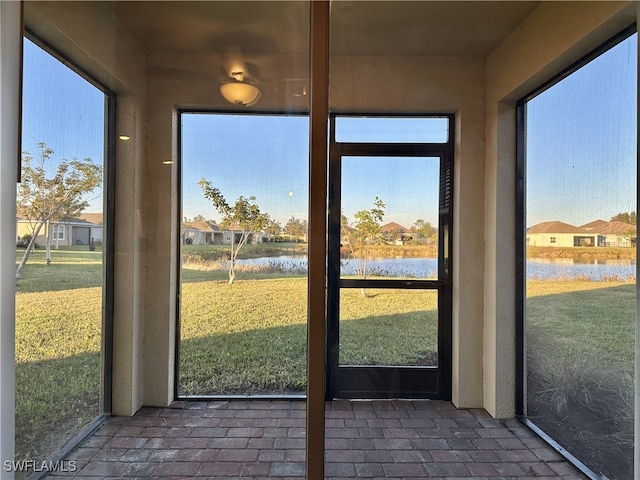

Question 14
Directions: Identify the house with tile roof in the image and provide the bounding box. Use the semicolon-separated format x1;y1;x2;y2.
380;221;414;245
581;220;636;247
527;219;636;248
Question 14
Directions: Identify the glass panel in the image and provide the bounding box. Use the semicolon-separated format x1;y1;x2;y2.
340;156;439;280
339;289;438;366
335;116;449;143
525;33;637;479
179;113;308;395
16;38;105;470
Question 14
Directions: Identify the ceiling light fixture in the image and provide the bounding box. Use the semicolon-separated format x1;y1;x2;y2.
220;82;261;107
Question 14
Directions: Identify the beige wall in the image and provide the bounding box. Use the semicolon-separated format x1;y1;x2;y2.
484;1;637;417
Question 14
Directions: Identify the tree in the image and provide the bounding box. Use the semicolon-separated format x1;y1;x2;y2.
264;218;282;238
283;216;308;241
198;177;269;284
411;218;437;244
16;142;102;278
611;211;637;225
342;197;386;295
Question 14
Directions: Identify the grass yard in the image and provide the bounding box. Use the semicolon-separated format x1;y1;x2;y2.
179;280;439;395
14;246;636;476
526;279;635;479
15;286;101;464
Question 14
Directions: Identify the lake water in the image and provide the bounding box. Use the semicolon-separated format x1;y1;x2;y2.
527;258;636;281
235;255;636;281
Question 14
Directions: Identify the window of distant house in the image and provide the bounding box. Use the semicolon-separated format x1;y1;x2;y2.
550;237;556;243
53;224;65;240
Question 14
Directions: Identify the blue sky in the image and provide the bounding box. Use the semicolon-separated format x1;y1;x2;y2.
21;38;105;213
526;33;637;227
181;113;310;224
22;32;637;229
182;113;443;227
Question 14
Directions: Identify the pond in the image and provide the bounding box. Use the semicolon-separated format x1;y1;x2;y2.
527;258;636;281
235;255;636;281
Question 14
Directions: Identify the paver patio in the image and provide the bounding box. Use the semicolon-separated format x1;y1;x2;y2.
50;399;586;479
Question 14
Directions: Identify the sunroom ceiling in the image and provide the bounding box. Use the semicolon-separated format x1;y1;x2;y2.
110;1;540;58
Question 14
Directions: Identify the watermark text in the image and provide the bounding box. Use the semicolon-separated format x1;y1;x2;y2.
3;459;77;473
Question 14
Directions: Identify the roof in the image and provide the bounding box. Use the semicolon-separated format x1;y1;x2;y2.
581;220;636;235
183;221;215;232
78;213;103;225
17;217;98;226
527;221;586;234
381;222;409;232
528;219;637;236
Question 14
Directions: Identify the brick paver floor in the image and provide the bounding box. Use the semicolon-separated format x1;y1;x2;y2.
49;399;587;479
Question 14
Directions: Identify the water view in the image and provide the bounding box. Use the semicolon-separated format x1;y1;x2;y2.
235;255;636;281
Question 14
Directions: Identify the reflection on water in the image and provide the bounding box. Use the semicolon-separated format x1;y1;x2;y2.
340;257;438;279
236;255;636;281
527;258;636;281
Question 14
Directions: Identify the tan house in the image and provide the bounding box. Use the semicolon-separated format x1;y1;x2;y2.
16;217;101;248
78;213;104;242
182;221;266;245
527;219;636;247
182;221;220;245
581;219;637;247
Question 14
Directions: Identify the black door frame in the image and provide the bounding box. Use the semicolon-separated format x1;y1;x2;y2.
326;114;453;400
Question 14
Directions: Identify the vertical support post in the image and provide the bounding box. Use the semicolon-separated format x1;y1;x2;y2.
307;1;329;479
635;7;639;479
0;1;21;477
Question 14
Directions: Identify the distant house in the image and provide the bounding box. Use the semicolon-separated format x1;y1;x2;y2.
527;220;636;248
220;224;267;245
16;217;101;248
78;213;103;242
182;221;221;245
380;222;414;245
580;220;636;247
182;221;266;245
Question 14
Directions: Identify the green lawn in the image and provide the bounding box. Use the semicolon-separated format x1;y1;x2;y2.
525;280;635;479
14;249;636;469
179;280;438;395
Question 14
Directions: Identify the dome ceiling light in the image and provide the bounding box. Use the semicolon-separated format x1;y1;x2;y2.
219;81;261;106
219;52;261;107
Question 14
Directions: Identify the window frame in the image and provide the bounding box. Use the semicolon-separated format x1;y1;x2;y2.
21;28;116;461
515;23;637;479
175;109;312;400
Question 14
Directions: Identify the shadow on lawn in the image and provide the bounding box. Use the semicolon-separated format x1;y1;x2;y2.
15;351;101;474
16;263;103;293
178;308;438;396
525;284;634;479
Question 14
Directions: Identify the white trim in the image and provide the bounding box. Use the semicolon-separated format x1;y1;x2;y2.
0;2;20;476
